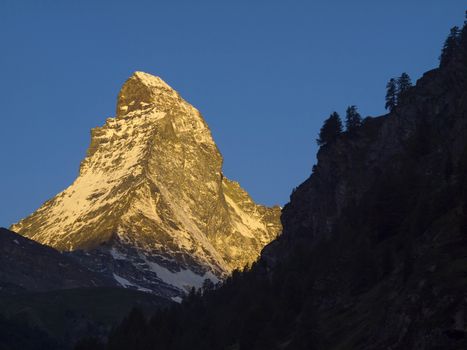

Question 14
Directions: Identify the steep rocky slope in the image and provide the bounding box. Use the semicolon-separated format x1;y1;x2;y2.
259;56;467;348
11;72;281;296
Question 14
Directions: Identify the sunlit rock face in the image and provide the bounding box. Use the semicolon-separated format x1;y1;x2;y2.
11;72;281;296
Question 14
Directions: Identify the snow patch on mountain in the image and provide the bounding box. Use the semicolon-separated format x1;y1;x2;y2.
144;257;219;291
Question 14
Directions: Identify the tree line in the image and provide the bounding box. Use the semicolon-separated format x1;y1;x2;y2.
316;106;362;146
316;72;413;147
439;11;467;68
317;11;467;148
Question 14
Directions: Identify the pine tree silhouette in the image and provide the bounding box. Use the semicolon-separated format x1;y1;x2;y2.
316;112;343;146
385;78;397;111
345;105;362;134
397;73;412;100
439;26;460;67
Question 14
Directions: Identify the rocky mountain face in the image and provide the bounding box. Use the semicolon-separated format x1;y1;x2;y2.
10;72;281;297
97;27;467;350
258;56;467;348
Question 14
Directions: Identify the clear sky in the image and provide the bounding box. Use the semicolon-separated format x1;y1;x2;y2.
0;0;465;227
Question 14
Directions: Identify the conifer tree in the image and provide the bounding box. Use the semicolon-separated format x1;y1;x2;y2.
460;11;467;51
316;112;343;146
345;105;362;133
397;73;412;99
385;78;397;111
439;26;460;67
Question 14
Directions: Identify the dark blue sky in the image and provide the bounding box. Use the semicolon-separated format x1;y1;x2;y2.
0;1;465;227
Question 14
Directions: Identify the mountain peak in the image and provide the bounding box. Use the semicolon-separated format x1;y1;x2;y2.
116;71;178;117
132;71;172;89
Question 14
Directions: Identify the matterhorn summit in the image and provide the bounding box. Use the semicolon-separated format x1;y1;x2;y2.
11;72;281;298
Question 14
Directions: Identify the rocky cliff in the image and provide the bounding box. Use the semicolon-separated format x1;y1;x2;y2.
258;35;467;349
263;60;467;349
11;72;281;296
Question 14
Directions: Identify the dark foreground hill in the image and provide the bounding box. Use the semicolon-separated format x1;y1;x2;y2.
85;16;467;350
0;227;115;293
0;228;171;348
0;287;170;349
